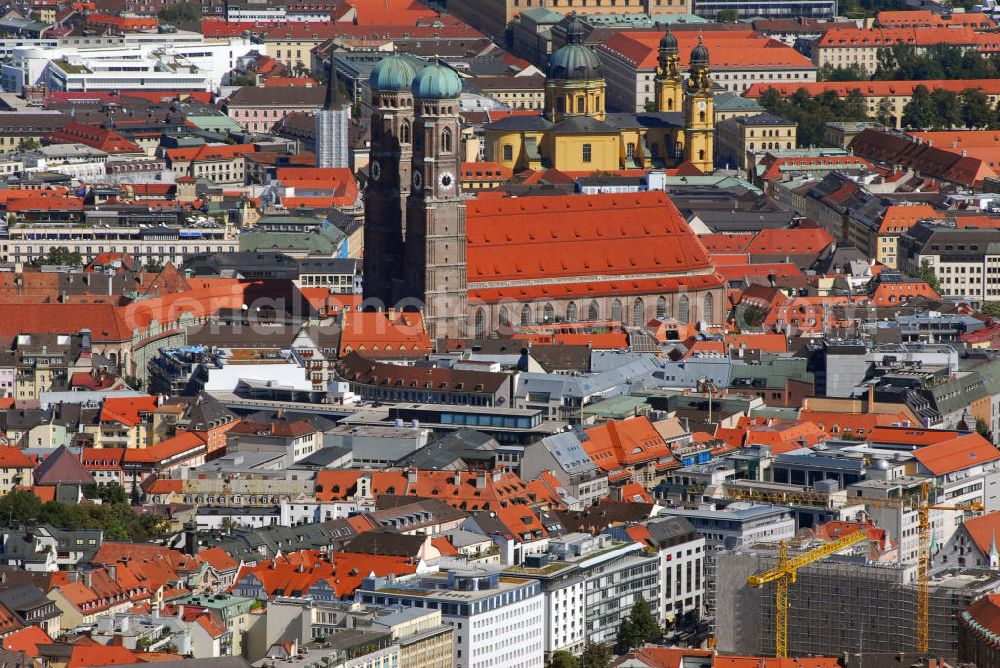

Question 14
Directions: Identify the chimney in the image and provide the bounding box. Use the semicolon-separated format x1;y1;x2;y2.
453;471;461;487
475;472;487;489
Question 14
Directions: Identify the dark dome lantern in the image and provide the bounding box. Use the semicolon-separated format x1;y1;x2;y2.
659;25;678;53
547;17;602;81
690;34;710;67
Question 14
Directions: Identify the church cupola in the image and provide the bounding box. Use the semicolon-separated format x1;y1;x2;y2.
544;16;606;122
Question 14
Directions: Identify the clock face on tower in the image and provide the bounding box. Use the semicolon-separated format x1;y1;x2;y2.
413;171;423;191
439;172;454;190
371;160;381;182
698;101;707;111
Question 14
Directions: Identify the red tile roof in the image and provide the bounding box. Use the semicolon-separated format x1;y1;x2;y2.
338;311;431;357
100;396;157;427
122;431;207;465
877;9;994;28
0;447;35;469
466;191;719;302
47;122;142;154
954;511;1000;558
746;79;1000;99
199;546;239;572
746;228;834;256
871;280;940;306
599;30;814;70
584;416;675;473
3;626;51;656
234;550;419;599
912;433;1000;475
166;144;256;163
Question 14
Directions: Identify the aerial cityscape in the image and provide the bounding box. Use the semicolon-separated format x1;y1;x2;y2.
1;0;1000;667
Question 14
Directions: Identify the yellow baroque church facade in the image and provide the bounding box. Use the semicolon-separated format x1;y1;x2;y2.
484;20;715;174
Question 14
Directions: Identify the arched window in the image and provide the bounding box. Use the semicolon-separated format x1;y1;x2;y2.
668;98;674;111
577;96;585;113
556;97;565;113
499;306;509;328
698;149;705;162
400;120;410;144
503;144;513;161
699;111;706;123
656;296;667;319
474;308;486;338
703;293;714;321
566;301;577;322
632;298;644;326
588;301;600;321
611;299;622;323
678;295;690;323
543;303;555;322
520;304;532;326
441;128;452;153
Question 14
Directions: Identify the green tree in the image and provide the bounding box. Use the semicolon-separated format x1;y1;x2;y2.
844;88;868;120
876;97;895;127
817;63;869;82
123;375;143;391
579;643;612;668
901;85;939;129
930;89;962;129
17;138;39;151
981;302;1000;319
25;246;83;268
908;259;941;292
548;651;578;668
961;89;996;129
644;100;657;112
158;1;201;22
144;259;164;273
976;417;991;439
716;8;739;22
0;489;42;523
628;597;661;644
617;617;640;651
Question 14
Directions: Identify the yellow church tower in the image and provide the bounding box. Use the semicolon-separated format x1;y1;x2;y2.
544;17;606;123
683;35;715;174
655;25;683;113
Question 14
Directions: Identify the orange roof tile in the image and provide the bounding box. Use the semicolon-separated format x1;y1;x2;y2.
67;645;140;668
199;546;239;572
0;447;35;469
466;191;720;302
100;396;157;427
338;311;431;357
599;30;814;71
746;79;1000;100
122;431;206;465
584;416;675;473
877;204;944;235
3;626;51;656
619;482;654;504
912;433;1000;475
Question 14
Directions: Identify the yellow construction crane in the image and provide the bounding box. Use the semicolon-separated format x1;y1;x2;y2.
747;529;869;659
865;482;983;654
735;481;983;656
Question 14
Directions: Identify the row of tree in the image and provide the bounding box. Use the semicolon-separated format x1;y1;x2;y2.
0;487;168;541
758;88;869;148
900;86;999;131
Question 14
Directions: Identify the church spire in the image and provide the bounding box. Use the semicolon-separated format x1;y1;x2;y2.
990;530;999;569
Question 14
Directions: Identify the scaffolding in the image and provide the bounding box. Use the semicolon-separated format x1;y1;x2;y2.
715;548;1000;661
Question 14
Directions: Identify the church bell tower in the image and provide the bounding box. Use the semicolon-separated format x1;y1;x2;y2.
654;25;683;113
404;62;468;341
683;35;715;174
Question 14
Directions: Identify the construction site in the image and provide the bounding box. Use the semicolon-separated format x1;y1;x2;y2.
714;544;1000;661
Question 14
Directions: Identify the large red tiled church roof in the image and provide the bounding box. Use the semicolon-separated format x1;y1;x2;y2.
465;192;717;298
